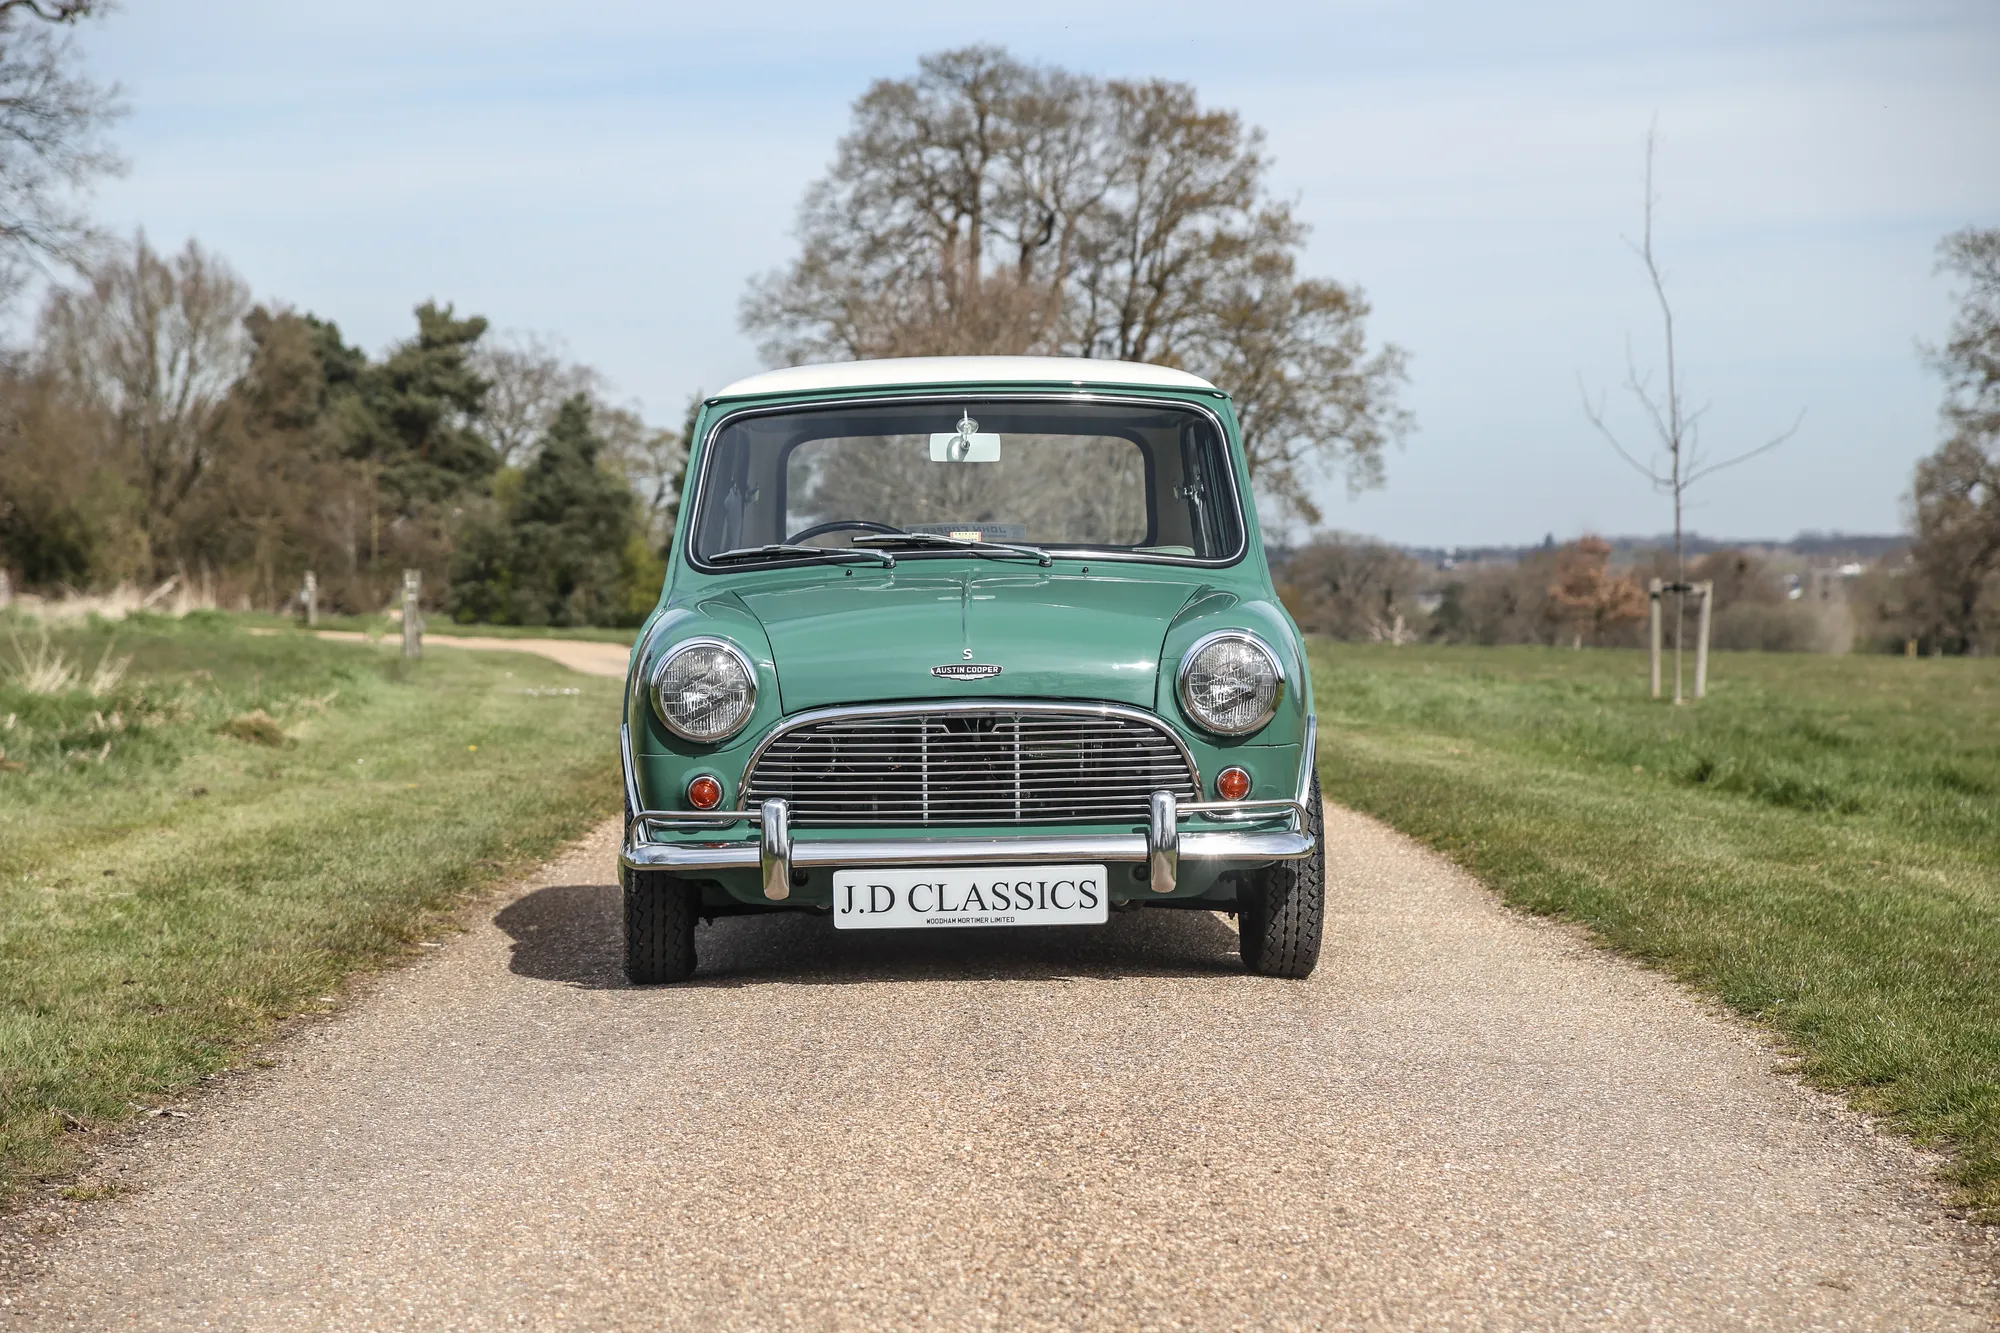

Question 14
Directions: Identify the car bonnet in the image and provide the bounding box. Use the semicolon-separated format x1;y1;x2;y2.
733;565;1206;711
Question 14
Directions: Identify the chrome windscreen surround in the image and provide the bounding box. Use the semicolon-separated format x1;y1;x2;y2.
737;700;1202;828
1176;630;1286;737
648;636;759;744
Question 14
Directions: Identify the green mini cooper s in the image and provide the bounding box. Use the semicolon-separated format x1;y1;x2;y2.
620;356;1323;982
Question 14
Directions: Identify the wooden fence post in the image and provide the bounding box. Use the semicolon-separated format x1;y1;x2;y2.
0;569;11;611
301;571;318;628
402;569;423;660
1648;578;1663;700
1694;580;1714;699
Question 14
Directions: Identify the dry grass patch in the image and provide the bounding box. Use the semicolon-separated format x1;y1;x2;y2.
219;709;289;747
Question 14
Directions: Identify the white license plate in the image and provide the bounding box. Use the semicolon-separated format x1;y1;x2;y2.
832;864;1110;930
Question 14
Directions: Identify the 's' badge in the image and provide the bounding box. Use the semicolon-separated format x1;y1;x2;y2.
932;664;1002;680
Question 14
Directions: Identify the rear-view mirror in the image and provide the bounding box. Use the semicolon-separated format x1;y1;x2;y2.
929;413;1002;462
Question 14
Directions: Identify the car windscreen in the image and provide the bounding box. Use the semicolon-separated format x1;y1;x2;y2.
688;399;1243;563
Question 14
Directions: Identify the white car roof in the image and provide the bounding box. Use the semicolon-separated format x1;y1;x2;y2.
714;356;1219;399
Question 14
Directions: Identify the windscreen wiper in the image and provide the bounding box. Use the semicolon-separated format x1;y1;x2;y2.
708;543;895;568
850;533;1052;566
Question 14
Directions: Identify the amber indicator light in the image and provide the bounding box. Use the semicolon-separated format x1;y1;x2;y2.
687;775;723;810
1217;767;1251;801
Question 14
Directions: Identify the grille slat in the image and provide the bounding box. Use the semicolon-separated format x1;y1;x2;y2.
751;764;1183;776
742;707;1198;828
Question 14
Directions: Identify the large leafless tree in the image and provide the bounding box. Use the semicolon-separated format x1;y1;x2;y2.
38;233;251;576
743;46;1409;522
472;331;603;468
0;0;122;307
1909;226;2000;653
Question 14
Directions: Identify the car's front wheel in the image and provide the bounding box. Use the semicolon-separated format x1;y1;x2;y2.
625;871;698;984
1237;772;1325;979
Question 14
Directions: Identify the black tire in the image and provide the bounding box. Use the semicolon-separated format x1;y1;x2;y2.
625;871;698;984
1238;771;1325;979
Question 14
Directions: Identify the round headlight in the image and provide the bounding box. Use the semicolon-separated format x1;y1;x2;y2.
1177;631;1284;736
650;638;758;743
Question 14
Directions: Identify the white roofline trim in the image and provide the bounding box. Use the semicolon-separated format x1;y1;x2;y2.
714;356;1220;400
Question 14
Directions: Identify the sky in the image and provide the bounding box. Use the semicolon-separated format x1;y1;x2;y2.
60;0;2000;548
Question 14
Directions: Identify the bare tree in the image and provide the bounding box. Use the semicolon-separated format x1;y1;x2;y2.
1580;126;1803;701
592;397;685;545
0;4;105;18
38;233;252;576
1202;245;1409;524
473;330;690;543
1067;78;1269;363
473;331;602;467
740;48;1087;363
1908;226;2000;653
743;46;1409;520
0;0;122;306
0;357;125;585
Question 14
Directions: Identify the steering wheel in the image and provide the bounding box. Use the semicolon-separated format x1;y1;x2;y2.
786;519;904;544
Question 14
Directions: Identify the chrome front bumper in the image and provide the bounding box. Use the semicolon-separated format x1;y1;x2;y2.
621;793;1313;901
618;712;1321;903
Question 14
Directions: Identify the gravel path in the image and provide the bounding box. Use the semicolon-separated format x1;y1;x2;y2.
299;630;631;678
5;804;1995;1329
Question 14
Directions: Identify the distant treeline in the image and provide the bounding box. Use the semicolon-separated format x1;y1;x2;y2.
0;236;689;626
1275;532;1968;656
1381;532;1908;568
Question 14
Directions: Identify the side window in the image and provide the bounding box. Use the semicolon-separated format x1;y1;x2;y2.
1179;421;1235;557
693;431;786;552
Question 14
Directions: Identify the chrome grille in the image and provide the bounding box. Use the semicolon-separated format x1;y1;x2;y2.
742;705;1199;827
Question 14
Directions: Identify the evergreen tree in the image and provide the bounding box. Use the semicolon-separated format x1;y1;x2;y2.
346;302;496;513
448;394;643;626
175;308;371;608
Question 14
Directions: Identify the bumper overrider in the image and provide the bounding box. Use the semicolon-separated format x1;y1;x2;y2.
619;716;1320;903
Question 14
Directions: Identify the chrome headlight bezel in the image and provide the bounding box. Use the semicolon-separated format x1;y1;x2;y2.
648;636;758;744
1176;630;1285;737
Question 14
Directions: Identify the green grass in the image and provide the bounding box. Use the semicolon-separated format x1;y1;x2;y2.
0;611;620;1205
233;610;636;644
1308;642;2000;1216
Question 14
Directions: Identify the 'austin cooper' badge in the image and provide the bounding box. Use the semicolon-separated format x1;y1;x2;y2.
932;663;1002;680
